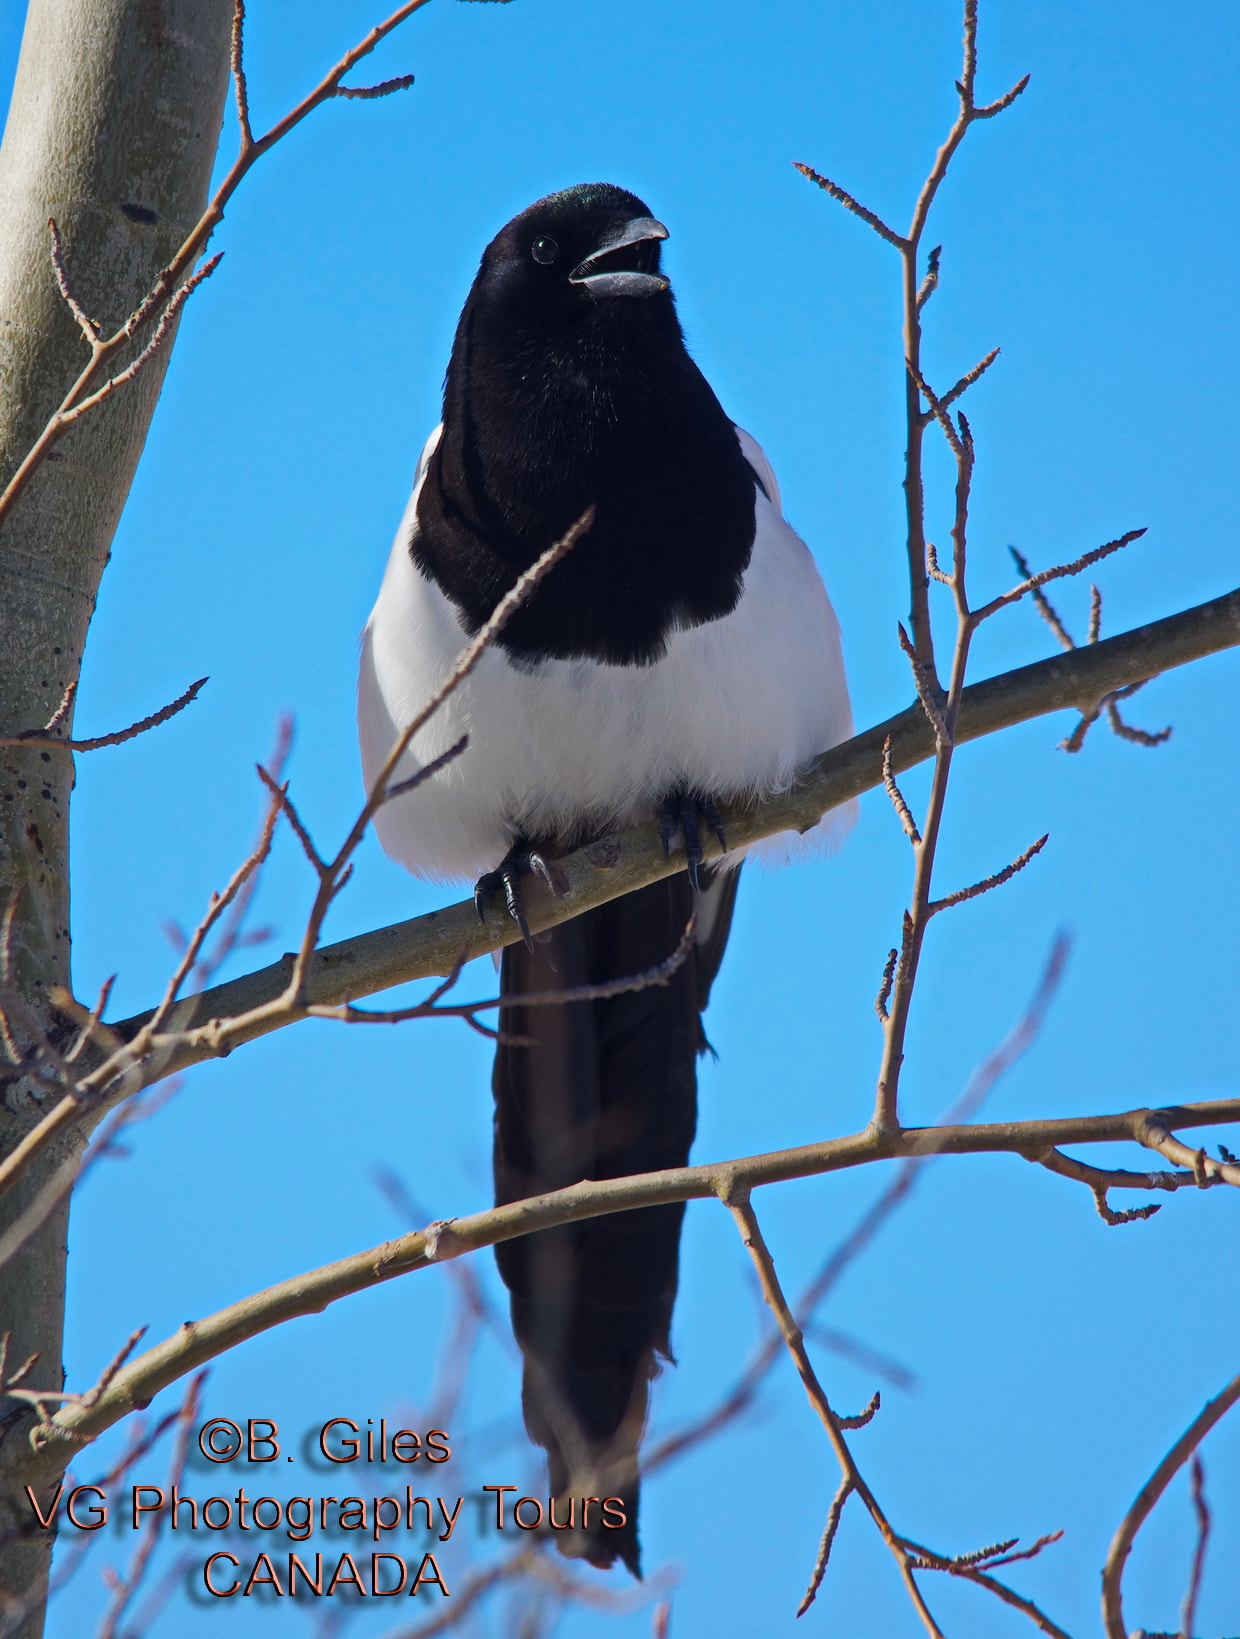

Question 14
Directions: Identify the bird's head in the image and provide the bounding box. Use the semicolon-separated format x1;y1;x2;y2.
466;183;672;340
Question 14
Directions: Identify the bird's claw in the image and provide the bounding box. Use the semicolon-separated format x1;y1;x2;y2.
659;790;727;893
474;842;567;952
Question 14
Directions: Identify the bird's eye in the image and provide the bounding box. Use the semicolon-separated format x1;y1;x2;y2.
531;236;558;266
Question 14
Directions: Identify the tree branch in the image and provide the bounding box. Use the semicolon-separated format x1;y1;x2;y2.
113;586;1238;1067
15;1095;1240;1485
1101;1368;1240;1639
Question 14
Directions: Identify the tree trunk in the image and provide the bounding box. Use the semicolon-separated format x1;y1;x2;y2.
0;1;231;1629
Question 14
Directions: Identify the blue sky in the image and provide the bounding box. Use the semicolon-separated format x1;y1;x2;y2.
2;0;1238;1634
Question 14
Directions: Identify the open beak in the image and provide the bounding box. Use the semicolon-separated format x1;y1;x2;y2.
569;216;670;297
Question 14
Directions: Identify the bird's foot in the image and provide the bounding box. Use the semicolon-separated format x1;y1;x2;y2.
659;789;727;893
474;840;570;951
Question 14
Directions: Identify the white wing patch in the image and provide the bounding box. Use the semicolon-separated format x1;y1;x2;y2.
358;426;855;882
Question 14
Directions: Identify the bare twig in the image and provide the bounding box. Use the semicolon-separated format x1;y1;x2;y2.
58;255;224;428
336;73;417;98
1101;1369;1240;1639
1088;584;1102;646
229;0;252;146
309;915;694;1026
882;735;921;843
928;832;1048;914
1180;1454;1209;1639
0;677;207;751
897;623;950;746
874;948;899;1023
93;1372;203;1639
975;529;1146;625
48;221;99;343
1009;550;1170;749
1138;1123;1240;1188
723;1190;944;1637
0;0;434;530
797;1476;853;1617
916;246;941;311
1010;547;1076;652
792;163;905;248
933;345;1000;417
901;1534;1073;1639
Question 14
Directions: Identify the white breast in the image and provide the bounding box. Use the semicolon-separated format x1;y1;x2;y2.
357;426;854;883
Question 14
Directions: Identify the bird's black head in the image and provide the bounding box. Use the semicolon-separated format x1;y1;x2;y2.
468;183;672;338
417;184;757;665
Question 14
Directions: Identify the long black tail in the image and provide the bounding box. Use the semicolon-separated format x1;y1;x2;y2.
492;867;738;1575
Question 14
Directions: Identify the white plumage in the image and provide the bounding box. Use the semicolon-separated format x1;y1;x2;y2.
358;424;854;882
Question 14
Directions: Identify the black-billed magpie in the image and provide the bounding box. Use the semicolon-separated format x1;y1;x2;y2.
358;183;852;1575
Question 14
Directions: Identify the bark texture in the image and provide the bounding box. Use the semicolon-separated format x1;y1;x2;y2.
0;1;231;1628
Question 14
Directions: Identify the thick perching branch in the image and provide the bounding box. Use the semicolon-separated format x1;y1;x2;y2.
0;578;1231;1214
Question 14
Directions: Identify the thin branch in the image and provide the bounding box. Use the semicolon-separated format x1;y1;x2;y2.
336;73;417;98
48;221;99;343
934;345;1000;416
897;622;951;746
0;0;435;530
1011;548;1076;652
229;0;252;147
1036;1147;1196;1226
982;1530;1065;1570
1105;700;1171;747
0;677;207;752
902;1535;1073;1639
11;1096;1239;1483
792;162;906;249
1102;1369;1240;1639
308;916;694;1026
874;948;898;1023
93;1373;203;1639
916;246;941;311
882;736;921;843
926;541;953;585
59;255;224;427
1138;1122;1240;1188
1180;1455;1209;1639
975;529;1146;624
1009;552;1171;749
909;361;966;461
1088;584;1102;646
383;734;470;801
723;1190;945;1638
144;783;282;1038
797;1476;853;1617
256;766;326;873
928;832;1048;914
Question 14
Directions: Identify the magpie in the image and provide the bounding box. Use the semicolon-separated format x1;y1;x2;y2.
358;183;852;1575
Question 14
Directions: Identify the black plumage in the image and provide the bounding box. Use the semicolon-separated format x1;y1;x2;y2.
400;183;771;1573
493;868;738;1575
413;182;757;665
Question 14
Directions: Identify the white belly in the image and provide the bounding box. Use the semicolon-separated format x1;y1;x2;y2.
357;427;854;883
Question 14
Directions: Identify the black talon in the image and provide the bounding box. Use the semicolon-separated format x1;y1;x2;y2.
701;793;727;853
475;841;562;954
658;789;726;893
